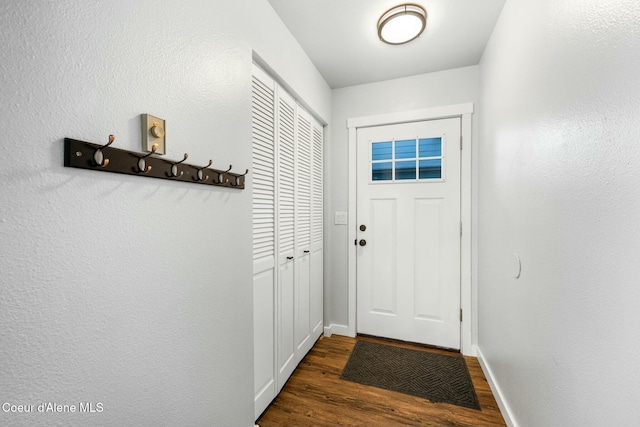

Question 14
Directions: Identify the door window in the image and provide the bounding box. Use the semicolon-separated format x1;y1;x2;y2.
370;137;443;182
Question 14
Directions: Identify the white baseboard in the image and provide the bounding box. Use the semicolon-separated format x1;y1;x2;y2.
323;323;350;337
476;347;518;427
464;343;478;358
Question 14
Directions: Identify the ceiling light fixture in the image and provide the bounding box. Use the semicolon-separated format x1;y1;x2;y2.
377;3;427;45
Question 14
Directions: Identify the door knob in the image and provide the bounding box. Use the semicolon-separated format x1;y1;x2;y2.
360;224;367;231
359;239;367;247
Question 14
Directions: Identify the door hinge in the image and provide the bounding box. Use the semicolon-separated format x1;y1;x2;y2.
460;309;463;322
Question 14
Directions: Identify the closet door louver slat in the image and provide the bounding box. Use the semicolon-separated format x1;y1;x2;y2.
312;125;323;246
251;76;275;262
296;113;312;250
278;95;296;257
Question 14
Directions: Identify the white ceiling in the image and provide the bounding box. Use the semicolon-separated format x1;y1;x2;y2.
267;0;506;89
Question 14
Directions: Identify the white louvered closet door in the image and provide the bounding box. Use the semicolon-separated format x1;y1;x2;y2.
251;65;276;420
252;64;325;421
276;89;297;388
294;108;312;358
310;120;324;341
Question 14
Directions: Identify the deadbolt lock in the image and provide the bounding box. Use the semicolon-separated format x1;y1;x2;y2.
360;224;367;232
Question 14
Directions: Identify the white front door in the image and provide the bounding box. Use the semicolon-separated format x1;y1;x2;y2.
356;118;461;349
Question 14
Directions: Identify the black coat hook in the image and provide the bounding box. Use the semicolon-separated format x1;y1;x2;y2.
137;144;157;173
170;153;189;177
93;134;115;167
234;169;249;186
196;160;212;181
217;164;232;184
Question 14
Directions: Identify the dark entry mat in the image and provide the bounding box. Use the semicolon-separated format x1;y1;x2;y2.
340;340;481;410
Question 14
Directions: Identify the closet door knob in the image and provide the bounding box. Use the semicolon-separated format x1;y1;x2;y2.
359;239;367;247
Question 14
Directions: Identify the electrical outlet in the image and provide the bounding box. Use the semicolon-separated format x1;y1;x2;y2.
141;114;166;155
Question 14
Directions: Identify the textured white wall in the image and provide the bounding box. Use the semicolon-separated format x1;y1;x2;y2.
478;0;640;425
327;67;479;329
0;1;329;426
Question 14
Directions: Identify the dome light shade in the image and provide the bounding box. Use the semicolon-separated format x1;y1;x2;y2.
377;4;427;45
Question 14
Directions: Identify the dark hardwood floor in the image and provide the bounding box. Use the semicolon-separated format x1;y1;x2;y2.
257;335;506;427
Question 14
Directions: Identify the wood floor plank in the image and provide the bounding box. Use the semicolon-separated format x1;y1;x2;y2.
257;335;506;427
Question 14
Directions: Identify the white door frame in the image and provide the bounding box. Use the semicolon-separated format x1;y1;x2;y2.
347;103;476;356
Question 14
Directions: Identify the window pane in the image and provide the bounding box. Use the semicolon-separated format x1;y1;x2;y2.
395;139;416;159
372;162;392;181
419;137;441;158
395;161;416;180
372;141;392;161
419;159;442;179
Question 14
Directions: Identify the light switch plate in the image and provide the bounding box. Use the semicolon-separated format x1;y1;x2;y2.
334;211;348;225
141;114;166;155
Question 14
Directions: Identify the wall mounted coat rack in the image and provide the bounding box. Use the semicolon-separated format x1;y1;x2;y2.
64;135;248;189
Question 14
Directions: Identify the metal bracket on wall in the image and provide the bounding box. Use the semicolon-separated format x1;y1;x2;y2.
64;135;248;189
